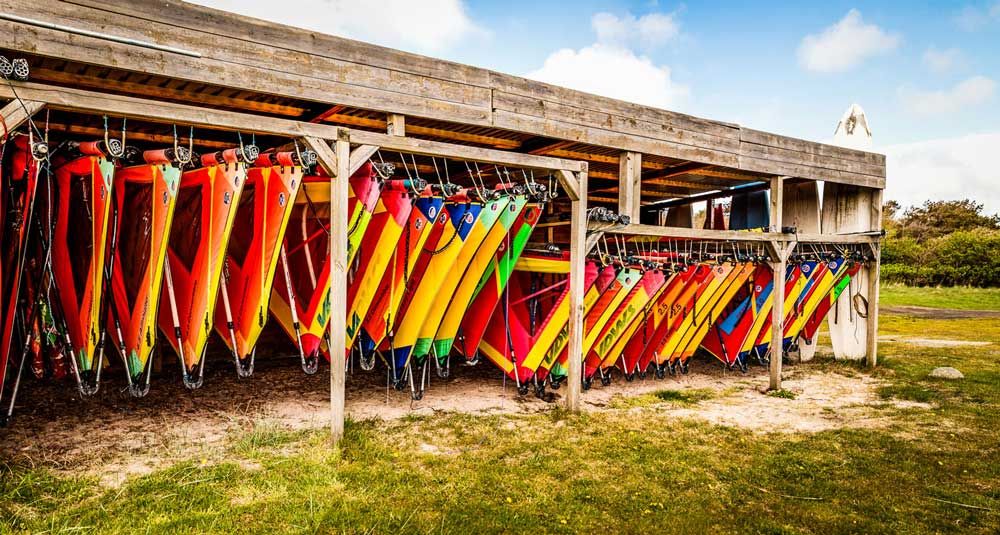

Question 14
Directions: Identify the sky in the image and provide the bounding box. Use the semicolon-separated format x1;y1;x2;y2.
191;0;1000;214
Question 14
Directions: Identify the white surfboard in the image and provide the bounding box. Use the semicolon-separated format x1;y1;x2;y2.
822;103;873;360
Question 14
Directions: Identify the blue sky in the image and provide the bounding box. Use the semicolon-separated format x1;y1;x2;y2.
194;0;1000;213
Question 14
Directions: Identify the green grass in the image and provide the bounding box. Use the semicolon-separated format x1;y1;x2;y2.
880;284;1000;311
2;296;999;533
767;389;797;399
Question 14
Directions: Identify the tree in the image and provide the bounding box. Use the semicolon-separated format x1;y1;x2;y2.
898;199;1000;242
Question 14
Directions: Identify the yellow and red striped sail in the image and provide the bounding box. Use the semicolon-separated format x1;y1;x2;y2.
215;153;303;371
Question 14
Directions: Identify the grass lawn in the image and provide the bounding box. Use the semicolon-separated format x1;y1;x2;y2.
880;284;1000;311
2;294;999;533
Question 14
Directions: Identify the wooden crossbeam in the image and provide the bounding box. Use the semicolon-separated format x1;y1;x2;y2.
1;99;44;133
310;104;346;123
590;222;881;244
29;66;306;117
46;122;234;149
321;112;521;149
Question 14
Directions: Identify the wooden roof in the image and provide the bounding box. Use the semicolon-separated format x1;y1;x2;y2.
0;0;886;205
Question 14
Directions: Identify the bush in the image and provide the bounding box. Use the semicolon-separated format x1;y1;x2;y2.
881;228;1000;287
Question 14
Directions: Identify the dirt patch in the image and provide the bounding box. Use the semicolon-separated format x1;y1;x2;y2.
882;305;1000;319
0;336;926;484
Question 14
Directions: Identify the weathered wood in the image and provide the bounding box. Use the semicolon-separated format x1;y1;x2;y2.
493;108;741;169
770;176;784;233
741;127;885;167
866;245;881;368
740;140;885;180
27;66;306;116
585;231;604;253
556;169;582;201
738;153;884;189
0;81;347;140
47;121;232;149
0;99;44;133
350;129;585;173
386;113;405;137
0;0;886;187
590;222;881;244
327;134;351;445
318;113;521;148
566;170;588;412
0;5;493;124
349;145;379;176
618;151;642;221
769;247;787;390
866;188;884;368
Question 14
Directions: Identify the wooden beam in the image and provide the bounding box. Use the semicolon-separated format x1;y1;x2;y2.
349;128;584;173
557;169;582;201
0;81;346;141
524;139;574;155
386;113;405;136
866;244;881;369
618;151;642;222
770;176;784;233
310;104;346;123
566;170;588;412
585;231;604;253
46;121;234;149
590;222;881;244
769;244;787;390
866;188;884;368
0;0;885;186
28;66;306;117
326;133;351;445
349;145;379;176
322;112;521;149
1;99;44;133
302;135;339;176
644;161;713;180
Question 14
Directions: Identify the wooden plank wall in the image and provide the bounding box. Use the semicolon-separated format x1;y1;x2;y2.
0;0;885;187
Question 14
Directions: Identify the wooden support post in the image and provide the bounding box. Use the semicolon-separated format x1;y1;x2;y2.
304;133;350;445
770;176;784;232
565;169;588;412
0;99;44;132
618;151;641;222
768;241;786;391
866;188;883;368
387;113;405;136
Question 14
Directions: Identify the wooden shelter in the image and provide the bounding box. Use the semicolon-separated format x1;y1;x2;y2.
0;0;885;444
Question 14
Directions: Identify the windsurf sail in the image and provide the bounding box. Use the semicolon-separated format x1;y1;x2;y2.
215;151;312;376
270;162;380;371
158;146;254;388
46;140;116;395
107;148;183;396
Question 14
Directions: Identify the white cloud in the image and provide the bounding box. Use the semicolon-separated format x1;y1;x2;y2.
922;47;964;74
798;9;901;73
527;12;688;110
528;43;689;110
592;12;680;50
899;76;996;115
189;0;484;54
954;2;1000;31
884;132;1000;215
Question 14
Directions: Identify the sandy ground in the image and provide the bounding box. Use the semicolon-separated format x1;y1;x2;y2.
0;323;929;486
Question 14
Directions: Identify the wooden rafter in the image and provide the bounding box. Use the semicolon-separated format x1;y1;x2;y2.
320;113;521;149
29;66;306;116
